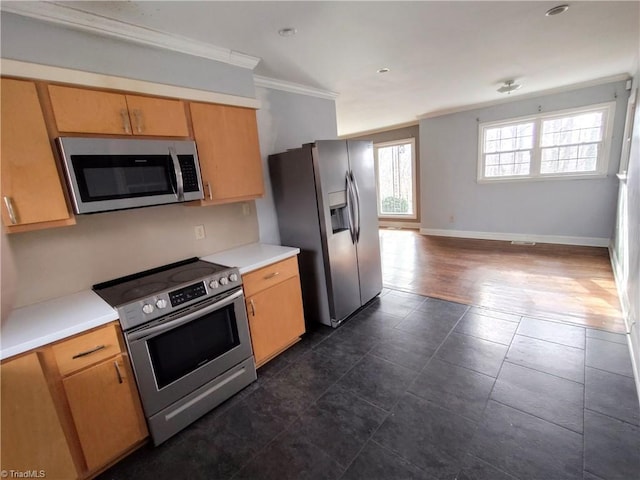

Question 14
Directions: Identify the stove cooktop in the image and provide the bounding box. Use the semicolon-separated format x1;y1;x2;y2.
93;257;242;330
93;258;229;307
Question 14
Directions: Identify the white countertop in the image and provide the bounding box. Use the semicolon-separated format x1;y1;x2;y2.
201;243;300;274
1;291;118;361
1;243;298;361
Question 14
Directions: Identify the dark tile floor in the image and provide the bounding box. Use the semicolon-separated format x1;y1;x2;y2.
98;289;640;480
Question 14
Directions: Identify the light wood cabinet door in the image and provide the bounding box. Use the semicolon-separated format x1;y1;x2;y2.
0;353;78;479
246;276;305;367
48;84;132;135
1;79;71;228
125;94;189;137
63;354;148;472
48;85;189;137
190;102;264;203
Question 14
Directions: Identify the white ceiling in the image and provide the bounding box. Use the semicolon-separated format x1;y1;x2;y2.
6;1;640;136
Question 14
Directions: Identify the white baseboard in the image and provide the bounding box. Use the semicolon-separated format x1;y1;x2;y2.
628;335;640;413
419;228;610;247
608;246;640;410
379;221;420;229
609;245;632;332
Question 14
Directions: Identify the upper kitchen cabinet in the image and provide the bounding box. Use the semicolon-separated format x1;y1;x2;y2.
1;78;73;232
48;85;189;137
189;102;264;204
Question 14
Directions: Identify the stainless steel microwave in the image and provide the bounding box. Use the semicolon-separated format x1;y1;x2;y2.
56;137;204;214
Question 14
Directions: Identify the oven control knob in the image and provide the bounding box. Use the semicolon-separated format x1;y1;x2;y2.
220;277;229;286
209;279;220;289
229;273;238;282
156;299;168;309
142;303;154;314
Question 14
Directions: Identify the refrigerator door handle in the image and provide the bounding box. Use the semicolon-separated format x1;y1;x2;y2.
350;171;361;243
345;172;356;244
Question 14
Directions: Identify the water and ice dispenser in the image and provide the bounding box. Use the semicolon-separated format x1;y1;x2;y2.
329;190;349;234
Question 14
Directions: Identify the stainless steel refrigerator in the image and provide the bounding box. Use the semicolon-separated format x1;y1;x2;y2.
269;140;383;327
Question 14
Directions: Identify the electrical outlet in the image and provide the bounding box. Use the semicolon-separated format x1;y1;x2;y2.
194;225;206;240
242;203;251;216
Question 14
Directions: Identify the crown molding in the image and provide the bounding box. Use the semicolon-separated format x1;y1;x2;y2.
340;120;419;139
254;75;338;100
1;59;261;109
418;73;632;120
1;1;261;70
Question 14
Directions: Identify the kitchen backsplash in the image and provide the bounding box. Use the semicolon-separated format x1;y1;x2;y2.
6;202;259;308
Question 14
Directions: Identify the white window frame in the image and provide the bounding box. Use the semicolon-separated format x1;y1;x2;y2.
374;137;417;219
477;101;616;183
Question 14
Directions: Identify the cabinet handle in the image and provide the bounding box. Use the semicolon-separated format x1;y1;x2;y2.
133;109;143;133
264;271;280;280
249;299;256;316
3;196;18;224
120;109;131;134
71;344;106;359
114;360;123;384
206;182;213;200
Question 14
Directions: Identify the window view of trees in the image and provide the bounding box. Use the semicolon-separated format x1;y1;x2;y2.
375;141;415;217
479;102;613;181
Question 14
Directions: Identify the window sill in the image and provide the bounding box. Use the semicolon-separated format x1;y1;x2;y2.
477;172;609;184
378;215;418;220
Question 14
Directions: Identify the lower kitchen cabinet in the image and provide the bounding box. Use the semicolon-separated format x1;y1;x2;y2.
0;352;78;479
243;257;305;367
63;353;148;472
0;323;148;479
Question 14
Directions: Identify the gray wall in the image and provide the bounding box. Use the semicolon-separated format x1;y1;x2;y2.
1;12;255;98
420;81;629;243
0;14;338;308
612;70;640;386
350;125;420;225
254;87;338;244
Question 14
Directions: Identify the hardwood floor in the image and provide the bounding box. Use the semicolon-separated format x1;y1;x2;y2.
379;228;625;333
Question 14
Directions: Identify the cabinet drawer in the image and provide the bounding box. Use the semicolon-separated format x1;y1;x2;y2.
242;256;299;297
53;324;122;376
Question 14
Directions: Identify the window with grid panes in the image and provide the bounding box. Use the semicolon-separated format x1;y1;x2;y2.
478;102;615;182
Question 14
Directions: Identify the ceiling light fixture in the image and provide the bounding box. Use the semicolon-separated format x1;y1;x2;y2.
278;27;297;37
497;80;522;94
545;4;569;16
377;67;390;74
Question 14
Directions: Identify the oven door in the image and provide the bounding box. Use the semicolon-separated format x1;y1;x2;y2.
125;288;253;416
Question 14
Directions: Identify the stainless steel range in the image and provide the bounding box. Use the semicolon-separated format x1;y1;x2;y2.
93;258;256;445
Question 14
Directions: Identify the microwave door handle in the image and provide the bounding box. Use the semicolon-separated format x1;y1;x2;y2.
127;289;243;342
168;147;184;201
167;158;178;199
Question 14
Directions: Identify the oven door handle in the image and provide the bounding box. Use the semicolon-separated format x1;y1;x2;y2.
127;289;243;342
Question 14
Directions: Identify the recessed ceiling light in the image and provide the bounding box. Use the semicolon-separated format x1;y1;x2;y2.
278;27;297;37
377;67;390;74
545;4;569;16
497;80;522;94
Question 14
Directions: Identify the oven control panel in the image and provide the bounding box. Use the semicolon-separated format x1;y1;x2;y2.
115;265;242;331
169;281;207;307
